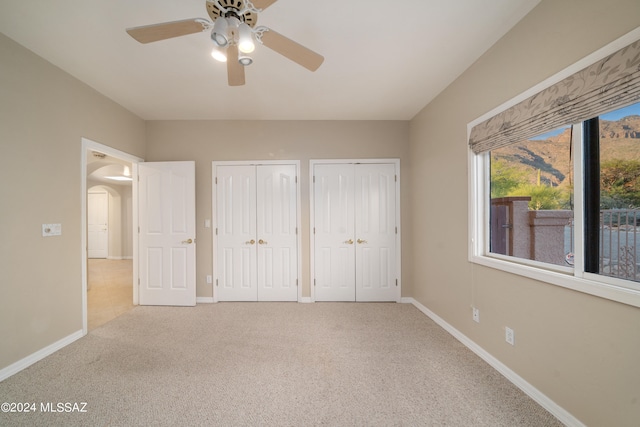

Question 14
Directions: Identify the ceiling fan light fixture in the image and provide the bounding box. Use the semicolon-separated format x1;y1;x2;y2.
211;46;227;62
238;23;255;53
211;18;229;47
238;54;253;66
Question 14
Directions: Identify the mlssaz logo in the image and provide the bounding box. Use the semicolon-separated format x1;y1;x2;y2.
40;402;88;413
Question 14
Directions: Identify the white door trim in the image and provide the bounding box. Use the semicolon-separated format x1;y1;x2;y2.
212;160;302;302
81;138;143;335
309;159;402;302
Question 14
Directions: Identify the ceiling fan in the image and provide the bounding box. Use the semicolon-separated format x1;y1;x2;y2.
126;0;324;86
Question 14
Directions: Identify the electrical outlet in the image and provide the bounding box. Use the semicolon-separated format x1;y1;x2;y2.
472;307;480;323
505;327;515;345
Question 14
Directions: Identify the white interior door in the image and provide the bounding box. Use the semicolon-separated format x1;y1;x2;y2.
216;165;258;301
256;165;298;301
87;191;108;259
313;162;399;302
313;164;356;301
138;161;196;306
355;164;397;301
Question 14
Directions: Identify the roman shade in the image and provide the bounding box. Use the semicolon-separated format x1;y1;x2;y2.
469;39;640;154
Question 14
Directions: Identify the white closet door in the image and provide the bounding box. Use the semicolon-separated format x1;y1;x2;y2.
216;165;257;301
314;164;356;301
354;164;397;301
256;165;298;301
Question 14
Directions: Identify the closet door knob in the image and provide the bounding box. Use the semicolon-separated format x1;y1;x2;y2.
357;239;367;244
258;239;268;245
344;239;354;244
246;239;255;245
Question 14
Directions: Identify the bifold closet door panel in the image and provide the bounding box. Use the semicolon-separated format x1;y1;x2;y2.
313;163;356;302
256;164;298;301
354;163;397;302
216;165;258;301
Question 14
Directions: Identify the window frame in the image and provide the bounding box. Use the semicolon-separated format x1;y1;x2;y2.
468;27;640;309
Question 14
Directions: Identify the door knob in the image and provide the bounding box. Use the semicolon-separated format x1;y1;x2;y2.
182;238;193;244
246;239;255;245
344;239;354;244
258;239;268;245
357;239;367;244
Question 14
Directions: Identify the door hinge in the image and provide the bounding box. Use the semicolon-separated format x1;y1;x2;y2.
396;279;398;287
296;279;299;287
295;176;298;184
395;175;397;182
215;228;218;235
138;226;140;233
216;279;218;287
314;279;316;287
295;227;298;235
313;176;315;183
395;226;398;234
215;177;217;184
138;278;140;286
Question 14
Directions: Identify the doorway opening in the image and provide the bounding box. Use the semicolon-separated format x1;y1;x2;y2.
81;138;143;334
86;184;131;330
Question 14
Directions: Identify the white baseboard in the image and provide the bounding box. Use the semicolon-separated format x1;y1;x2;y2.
404;297;584;427
0;330;84;382
196;297;314;303
106;256;133;260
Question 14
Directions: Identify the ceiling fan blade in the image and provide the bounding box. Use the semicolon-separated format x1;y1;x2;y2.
260;29;324;72
227;45;246;86
251;0;279;10
126;19;208;44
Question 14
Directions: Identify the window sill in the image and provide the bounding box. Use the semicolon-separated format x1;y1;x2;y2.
471;254;640;309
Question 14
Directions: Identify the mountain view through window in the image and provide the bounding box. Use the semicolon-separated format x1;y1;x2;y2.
489;102;640;283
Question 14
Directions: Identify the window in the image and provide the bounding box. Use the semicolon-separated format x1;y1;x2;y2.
489;125;574;268
586;105;640;283
487;104;640;283
469;31;640;307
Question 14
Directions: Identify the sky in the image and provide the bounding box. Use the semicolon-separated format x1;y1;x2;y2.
600;102;640;121
531;101;640;140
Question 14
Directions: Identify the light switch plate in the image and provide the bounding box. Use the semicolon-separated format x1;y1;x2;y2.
42;223;62;237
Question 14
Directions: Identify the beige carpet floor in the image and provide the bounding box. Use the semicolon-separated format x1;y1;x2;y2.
0;303;563;426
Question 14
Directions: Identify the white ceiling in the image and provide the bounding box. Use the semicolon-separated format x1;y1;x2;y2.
0;0;540;121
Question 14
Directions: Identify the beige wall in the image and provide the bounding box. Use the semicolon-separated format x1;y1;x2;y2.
0;33;145;370
145;120;411;299
409;0;640;425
